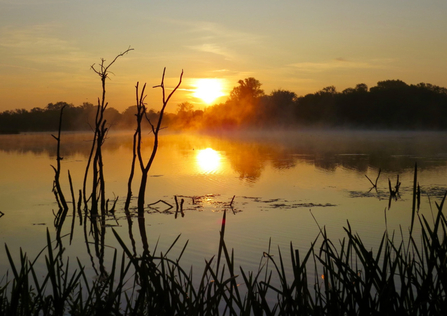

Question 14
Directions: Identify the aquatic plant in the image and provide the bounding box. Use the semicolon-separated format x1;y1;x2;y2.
2;50;446;315
1;167;446;315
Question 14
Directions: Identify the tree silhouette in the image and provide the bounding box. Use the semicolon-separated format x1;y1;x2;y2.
229;77;264;104
2;78;447;132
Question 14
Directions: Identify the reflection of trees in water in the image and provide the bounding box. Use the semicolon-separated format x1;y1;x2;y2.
185;131;447;181
270;154;297;170
234;131;447;176
3;131;447;182
0;133;133;157
230;143;265;182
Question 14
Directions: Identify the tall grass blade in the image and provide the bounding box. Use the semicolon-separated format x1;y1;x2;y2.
410;162;418;235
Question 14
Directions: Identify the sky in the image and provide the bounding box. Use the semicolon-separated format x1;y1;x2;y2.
1;0;447;113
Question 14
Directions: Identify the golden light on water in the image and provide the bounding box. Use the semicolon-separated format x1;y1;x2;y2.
193;79;225;104
196;148;221;173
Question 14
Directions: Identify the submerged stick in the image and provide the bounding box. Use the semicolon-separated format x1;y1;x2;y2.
365;174;375;187
365;168;381;188
230;195;235;207
148;199;173;208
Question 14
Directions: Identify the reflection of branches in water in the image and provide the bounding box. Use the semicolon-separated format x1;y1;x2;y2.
176;194;240;215
83;212;121;278
387;175;402;210
51;105;72;249
124;201;137;257
0;211;4;218
138;215;150;256
365;168;381;189
83;211;99;276
76;204;122;278
174;196;184;218
148;199;174;214
139;194;242;216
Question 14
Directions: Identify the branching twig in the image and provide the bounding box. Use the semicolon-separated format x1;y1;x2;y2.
365;168;381;188
84;47;133;214
136;68;183;214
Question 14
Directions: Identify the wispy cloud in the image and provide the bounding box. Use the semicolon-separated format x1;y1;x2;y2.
159;18;263;62
185;43;233;60
288;58;391;72
0;24;89;68
1;24;68;49
166;19;261;44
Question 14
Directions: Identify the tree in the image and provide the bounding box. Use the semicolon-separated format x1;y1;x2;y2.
30;107;44;113
371;80;408;92
269;89;297;106
225;77;265;127
84;47;133;215
123;68;183;215
229;77;264;103
46;102;72;111
259;89;297;126
319;86;337;95
104;107;121;126
355;83;368;92
177;102;193;114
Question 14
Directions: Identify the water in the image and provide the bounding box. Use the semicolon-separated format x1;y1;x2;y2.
1;130;447;282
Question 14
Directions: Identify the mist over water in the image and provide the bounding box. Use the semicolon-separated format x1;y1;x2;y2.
1;129;447;281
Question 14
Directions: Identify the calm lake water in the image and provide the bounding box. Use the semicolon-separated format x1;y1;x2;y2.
1;130;447;283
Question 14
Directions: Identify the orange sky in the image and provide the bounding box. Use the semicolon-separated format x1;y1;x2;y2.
1;1;447;113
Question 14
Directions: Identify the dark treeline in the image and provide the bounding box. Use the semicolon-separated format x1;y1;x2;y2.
1;79;447;133
0;102;118;133
0;102;161;133
197;78;447;131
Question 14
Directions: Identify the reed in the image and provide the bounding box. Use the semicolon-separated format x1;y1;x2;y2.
1;166;447;315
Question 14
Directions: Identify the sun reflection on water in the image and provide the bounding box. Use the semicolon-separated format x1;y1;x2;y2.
196;148;221;173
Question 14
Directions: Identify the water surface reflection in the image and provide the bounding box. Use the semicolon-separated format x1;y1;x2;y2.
1;130;447;180
1;130;447;287
196;148;221;173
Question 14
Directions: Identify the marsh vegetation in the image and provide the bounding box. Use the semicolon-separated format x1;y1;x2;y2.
1;50;446;315
1;164;447;315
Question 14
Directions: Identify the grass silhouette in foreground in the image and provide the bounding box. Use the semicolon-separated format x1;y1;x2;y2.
1;165;446;315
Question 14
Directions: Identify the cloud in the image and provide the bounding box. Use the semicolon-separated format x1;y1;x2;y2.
288;58;388;72
168;19;261;44
160;18;263;62
0;24;89;68
1;24;67;49
186;43;234;60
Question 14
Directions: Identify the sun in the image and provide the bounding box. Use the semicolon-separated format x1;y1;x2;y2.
193;79;225;104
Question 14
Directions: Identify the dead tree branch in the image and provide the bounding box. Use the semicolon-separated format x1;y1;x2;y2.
83;47;133;215
134;68;183;215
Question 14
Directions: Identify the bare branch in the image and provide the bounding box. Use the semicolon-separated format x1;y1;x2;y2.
91;47;134;80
